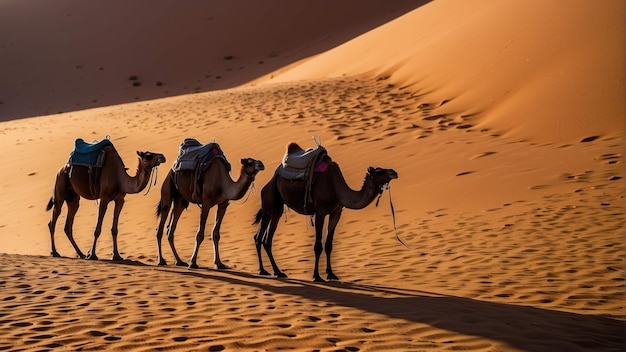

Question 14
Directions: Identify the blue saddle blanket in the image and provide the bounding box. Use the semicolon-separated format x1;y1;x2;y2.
69;138;114;166
172;138;231;172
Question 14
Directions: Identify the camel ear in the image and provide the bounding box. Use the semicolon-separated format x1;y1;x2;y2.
368;167;375;174
241;158;245;165
137;151;142;157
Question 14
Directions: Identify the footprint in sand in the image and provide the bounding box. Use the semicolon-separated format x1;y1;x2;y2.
11;322;32;327
581;135;600;143
470;151;497;160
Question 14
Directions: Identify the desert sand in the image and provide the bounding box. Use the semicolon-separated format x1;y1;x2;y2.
0;0;624;351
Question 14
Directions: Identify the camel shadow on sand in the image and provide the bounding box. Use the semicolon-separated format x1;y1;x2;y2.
157;266;624;352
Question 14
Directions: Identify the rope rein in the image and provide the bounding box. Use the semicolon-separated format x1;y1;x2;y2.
377;183;412;250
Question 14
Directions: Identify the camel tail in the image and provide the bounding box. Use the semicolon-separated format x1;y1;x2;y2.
253;209;263;225
156;199;190;217
155;201;164;217
46;198;54;211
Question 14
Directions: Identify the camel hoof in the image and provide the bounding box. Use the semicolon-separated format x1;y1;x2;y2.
158;259;167;266
313;275;326;283
86;253;98;260
112;255;124;262
188;263;199;269
276;272;288;279
51;251;61;258
216;263;230;270
259;269;271;276
77;253;86;259
327;273;339;281
175;261;188;267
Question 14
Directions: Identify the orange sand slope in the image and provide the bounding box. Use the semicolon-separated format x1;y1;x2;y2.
259;0;623;143
0;0;624;351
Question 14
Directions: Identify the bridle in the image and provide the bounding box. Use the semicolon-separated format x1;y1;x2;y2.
142;155;162;196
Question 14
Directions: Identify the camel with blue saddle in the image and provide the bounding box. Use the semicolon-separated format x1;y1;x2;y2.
46;137;166;260
253;141;398;282
155;138;265;269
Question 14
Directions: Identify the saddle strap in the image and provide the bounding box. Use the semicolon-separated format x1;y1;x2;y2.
89;166;98;199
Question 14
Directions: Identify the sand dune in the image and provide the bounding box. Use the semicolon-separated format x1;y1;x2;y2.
0;0;623;351
257;0;623;143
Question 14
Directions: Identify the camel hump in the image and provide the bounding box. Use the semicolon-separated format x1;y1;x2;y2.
282;143;327;171
286;142;303;154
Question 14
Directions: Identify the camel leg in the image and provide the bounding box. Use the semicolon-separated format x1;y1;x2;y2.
262;213;287;278
257;180;286;278
254;214;271;276
188;202;211;269
166;199;188;266
211;202;230;270
63;194;85;259
48;170;84;258
87;200;109;260
47;198;63;258
110;198;124;261
325;208;342;281
312;212;326;282
155;200;170;265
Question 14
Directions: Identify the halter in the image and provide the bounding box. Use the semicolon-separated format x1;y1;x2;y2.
233;161;261;204
142;160;161;196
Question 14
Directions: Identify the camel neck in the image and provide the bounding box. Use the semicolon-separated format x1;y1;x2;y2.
120;158;151;194
333;166;380;210
222;167;255;200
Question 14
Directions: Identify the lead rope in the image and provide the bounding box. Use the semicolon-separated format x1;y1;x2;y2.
377;184;411;250
387;184;410;249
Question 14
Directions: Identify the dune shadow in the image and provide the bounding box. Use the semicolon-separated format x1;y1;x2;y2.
0;1;431;121
159;267;625;352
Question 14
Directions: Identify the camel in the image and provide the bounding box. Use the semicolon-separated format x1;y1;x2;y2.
46;146;166;260
253;142;399;282
155;156;265;269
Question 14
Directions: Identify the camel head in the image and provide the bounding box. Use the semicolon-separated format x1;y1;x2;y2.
241;158;265;177
137;151;167;171
367;167;399;192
